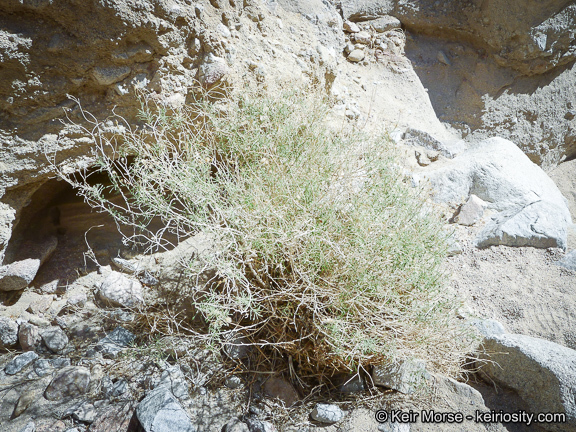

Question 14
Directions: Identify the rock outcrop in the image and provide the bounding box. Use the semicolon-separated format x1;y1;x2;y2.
481;333;576;432
419;137;572;249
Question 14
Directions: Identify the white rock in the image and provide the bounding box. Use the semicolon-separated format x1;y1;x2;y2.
98;271;144;308
354;31;371;45
422;137;572;249
0;258;41;291
557;249;576;271
0;316;19;348
217;23;231;38
371;15;401;33
454;194;486;226
477;200;569;249
311;403;345;424
347;49;365;62
343;21;360;33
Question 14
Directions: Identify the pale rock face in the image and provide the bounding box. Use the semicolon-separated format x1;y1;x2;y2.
421;137;572;249
481;334;576;432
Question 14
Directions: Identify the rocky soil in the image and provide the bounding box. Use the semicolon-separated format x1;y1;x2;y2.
1;0;576;431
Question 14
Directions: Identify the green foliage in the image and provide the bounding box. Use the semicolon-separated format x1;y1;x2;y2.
58;87;473;378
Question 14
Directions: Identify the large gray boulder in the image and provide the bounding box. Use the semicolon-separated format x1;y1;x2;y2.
481;334;576;432
420;137;572;249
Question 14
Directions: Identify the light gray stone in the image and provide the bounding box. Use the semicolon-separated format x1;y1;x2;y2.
481;334;576;432
158;365;189;400
223;418;250;432
0;258;41;291
66;292;87;308
371;15;401;33
354;31;371;45
41;326;69;353
98;271;144;308
105;379;130;398
67;402;97;423
136;386;195;432
372;359;428;394
454;194;486;226
422;138;572;249
557;249;576;271
0;316;19;348
343;21;360;33
477;201;569;249
311;403;345;424
471;318;507;338
347;49;365;62
244;416;276;432
18;422;36;432
33;357;71;377
378;422;410;432
5;351;39;375
44;366;91;401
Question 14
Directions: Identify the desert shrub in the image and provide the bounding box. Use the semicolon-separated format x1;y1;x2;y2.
54;86;472;381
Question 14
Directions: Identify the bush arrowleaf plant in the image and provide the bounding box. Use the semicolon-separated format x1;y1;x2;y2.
52;85;473;384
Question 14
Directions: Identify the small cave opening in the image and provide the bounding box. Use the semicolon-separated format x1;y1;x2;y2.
2;164;179;305
3;173;127;296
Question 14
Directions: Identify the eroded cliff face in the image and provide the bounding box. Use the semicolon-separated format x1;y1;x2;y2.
1;2;576;431
2;0;576;261
0;0;345;262
339;0;576;167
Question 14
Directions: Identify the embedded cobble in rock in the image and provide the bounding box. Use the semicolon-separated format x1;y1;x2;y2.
44;366;91;401
371;16;401;33
89;402;137;432
5;351;39;375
